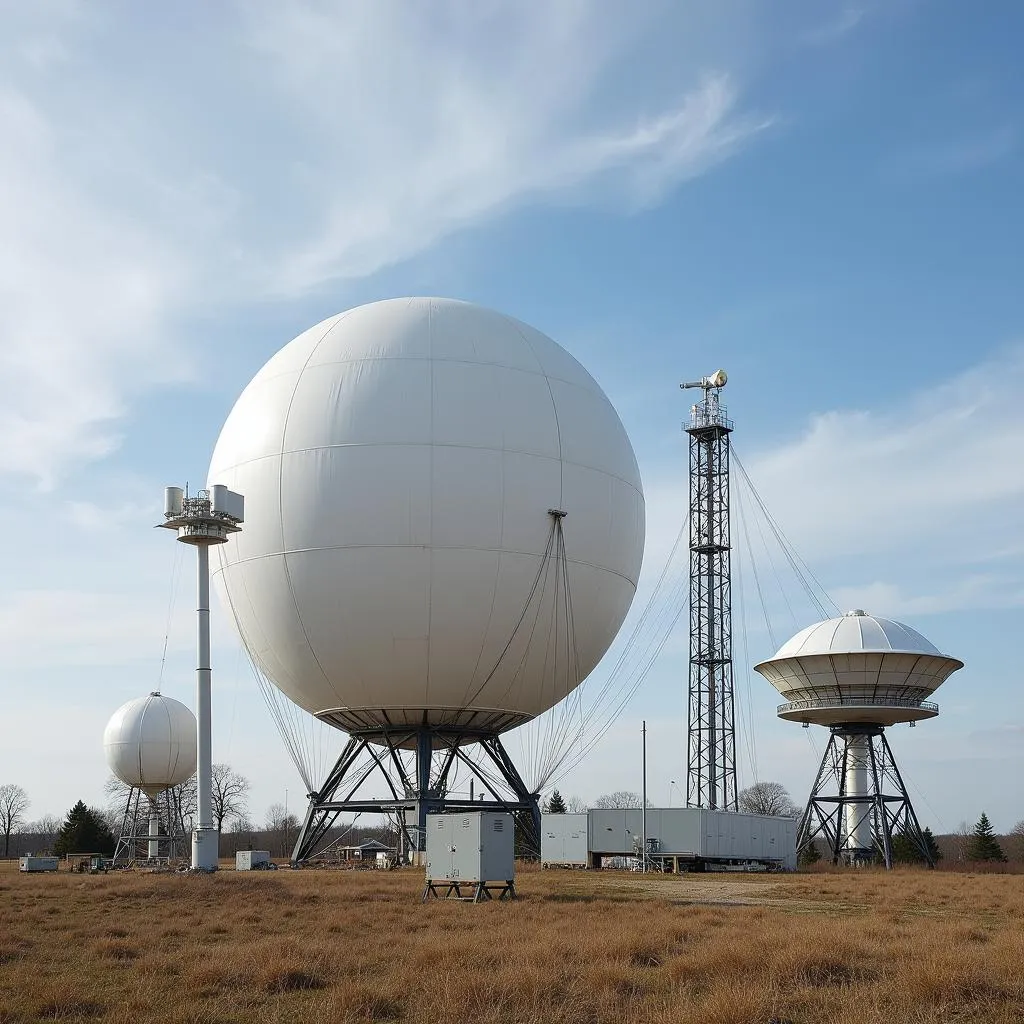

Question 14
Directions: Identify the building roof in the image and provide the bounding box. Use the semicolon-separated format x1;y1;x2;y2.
771;610;943;659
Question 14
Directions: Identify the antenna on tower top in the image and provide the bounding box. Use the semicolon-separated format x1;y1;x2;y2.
681;370;730;431
680;368;727;392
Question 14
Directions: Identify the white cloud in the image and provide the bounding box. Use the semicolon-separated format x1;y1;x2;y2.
630;347;1024;626
742;346;1024;568
0;88;191;486
0;4;771;486
830;576;1024;619
243;3;769;294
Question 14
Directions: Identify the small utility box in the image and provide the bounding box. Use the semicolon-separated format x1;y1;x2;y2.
236;850;272;871
20;856;59;873
423;810;516;902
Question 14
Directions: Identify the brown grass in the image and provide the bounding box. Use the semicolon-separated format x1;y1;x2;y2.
0;863;1022;1023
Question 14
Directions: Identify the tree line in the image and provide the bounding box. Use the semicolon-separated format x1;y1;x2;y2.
0;770;326;860
5;774;1022;864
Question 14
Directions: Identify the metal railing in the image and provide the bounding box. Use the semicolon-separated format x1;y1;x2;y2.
777;696;938;715
686;405;734;431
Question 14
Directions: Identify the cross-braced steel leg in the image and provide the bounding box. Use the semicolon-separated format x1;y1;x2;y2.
292;728;541;865
798;725;933;869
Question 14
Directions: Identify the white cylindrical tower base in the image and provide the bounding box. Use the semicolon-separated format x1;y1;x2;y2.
844;733;872;858
192;828;218;871
148;804;160;859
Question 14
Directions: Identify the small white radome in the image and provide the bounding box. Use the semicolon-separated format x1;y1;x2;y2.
754;610;963;728
103;693;197;797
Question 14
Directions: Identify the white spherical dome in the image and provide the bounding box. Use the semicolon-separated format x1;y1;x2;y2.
209;297;645;736
103;693;197;796
772;609;942;658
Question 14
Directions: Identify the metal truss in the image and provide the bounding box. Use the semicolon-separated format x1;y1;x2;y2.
685;406;737;811
291;728;541;865
798;724;934;869
112;786;189;866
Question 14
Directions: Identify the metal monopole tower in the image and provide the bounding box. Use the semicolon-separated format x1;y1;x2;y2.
158;484;244;870
680;370;737;812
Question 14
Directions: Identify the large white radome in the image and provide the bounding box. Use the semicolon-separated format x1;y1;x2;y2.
104;693;197;796
210;297;645;736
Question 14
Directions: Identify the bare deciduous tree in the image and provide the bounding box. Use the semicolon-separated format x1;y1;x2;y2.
565;795;588;813
26;814;62;836
738;781;801;818
593;791;646;809
227;813;255;833
104;770;196;819
0;784;29;857
1008;820;1024;862
265;803;301;858
953;820;971;861
105;766;250;833
211;765;250;832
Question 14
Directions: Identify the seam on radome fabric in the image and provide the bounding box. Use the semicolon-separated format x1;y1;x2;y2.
275;311;356;695
216;446;644;500
224;545;638;588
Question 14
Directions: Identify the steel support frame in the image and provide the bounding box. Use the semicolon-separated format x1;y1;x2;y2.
685;417;737;811
797;724;934;869
422;879;516;903
112;786;189;866
291;729;541;865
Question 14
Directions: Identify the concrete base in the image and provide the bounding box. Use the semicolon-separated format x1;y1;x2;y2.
192;828;219;871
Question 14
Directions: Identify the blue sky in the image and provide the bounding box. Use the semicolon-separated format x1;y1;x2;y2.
1;1;1022;835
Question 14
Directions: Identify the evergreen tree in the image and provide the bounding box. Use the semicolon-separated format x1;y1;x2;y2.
53;801;116;857
546;790;567;814
890;826;942;864
798;840;821;866
967;812;1006;862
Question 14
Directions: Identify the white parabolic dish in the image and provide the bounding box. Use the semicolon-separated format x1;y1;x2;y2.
209;297;646;736
103;693;198;797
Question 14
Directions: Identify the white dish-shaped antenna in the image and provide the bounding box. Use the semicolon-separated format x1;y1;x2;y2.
754;609;963;727
208;297;646;737
104;693;197;798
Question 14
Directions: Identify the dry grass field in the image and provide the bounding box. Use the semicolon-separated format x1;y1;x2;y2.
1;862;1022;1024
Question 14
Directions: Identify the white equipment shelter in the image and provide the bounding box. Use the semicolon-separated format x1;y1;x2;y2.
423;810;516;903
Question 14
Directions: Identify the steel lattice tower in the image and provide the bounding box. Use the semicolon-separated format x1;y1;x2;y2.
681;371;737;811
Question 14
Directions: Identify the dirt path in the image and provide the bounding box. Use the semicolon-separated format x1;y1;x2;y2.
575;870;870;913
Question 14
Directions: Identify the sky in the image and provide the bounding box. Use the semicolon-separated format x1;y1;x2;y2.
1;0;1022;836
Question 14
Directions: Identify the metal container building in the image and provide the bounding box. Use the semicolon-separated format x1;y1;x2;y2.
19;856;59;873
543;808;795;870
541;812;589;867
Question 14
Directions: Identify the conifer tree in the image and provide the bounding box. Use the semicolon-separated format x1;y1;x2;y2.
546;790;567;814
798;840;821;866
967;812;1006;862
890;826;942;864
53;801;116;858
